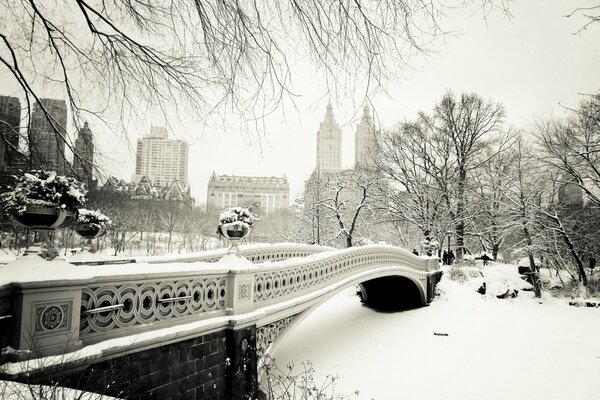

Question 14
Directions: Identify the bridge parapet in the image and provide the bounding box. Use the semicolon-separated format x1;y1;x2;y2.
0;245;439;362
253;245;438;306
0;244;441;400
83;242;335;266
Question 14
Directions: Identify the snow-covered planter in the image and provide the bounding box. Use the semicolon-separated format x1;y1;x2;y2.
74;209;111;238
1;170;87;230
217;206;258;240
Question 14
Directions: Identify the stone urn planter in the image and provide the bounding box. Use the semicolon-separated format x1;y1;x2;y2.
74;223;106;239
219;222;250;240
217;206;258;255
9;205;70;230
74;209;110;238
1;170;87;259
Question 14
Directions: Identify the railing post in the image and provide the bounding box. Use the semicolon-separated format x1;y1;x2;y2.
225;262;257;316
4;251;83;360
11;284;83;359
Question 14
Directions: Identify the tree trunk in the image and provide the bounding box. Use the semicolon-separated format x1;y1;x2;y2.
492;243;499;261
556;222;587;286
522;224;542;298
455;168;466;259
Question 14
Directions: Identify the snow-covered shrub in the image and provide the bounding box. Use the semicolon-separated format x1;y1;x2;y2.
77;209;112;230
218;206;258;231
0;170;87;214
447;264;468;282
260;355;358;400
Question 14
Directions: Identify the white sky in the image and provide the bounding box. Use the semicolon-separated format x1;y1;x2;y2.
182;0;600;204
2;1;599;205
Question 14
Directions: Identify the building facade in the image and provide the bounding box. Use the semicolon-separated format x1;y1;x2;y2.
207;173;289;215
134;127;188;187
316;101;342;172
558;173;584;208
73;121;95;186
101;175;195;208
30;98;68;174
0;96;21;170
355;104;379;169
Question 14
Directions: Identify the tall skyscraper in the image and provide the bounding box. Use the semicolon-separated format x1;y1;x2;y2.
30;98;68;174
0;96;22;169
355;104;379;169
316;101;342;172
73;121;94;186
134;126;188;187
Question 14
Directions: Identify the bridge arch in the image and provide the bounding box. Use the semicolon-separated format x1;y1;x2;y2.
257;265;430;359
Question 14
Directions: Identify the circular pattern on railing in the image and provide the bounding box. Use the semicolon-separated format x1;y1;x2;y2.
80;276;227;337
40;305;64;331
253;247;427;303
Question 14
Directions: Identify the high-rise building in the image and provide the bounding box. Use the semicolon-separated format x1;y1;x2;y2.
73;121;94;186
0;96;22;169
207;173;289;215
316;101;342;172
355;104;379;169
134;126;188;187
30;98;68;174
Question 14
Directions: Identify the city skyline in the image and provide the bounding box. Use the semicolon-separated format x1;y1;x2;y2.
0;1;599;205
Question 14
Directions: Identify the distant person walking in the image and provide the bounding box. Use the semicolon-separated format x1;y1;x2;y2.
448;250;455;265
481;253;492;266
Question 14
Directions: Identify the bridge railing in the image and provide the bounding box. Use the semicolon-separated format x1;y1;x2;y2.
0;244;438;361
72;243;334;266
251;245;438;306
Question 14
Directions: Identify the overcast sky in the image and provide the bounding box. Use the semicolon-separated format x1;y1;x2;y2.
176;0;600;204
2;1;599;206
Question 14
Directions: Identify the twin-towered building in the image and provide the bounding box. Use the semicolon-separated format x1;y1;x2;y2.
206;101;378;215
316;101;379;172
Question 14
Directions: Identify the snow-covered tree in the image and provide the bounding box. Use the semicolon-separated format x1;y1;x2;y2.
315;169;384;248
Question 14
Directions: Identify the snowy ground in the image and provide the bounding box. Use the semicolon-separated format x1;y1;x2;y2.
271;264;600;400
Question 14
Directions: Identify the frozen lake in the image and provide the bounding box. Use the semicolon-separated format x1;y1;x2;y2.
271;279;600;400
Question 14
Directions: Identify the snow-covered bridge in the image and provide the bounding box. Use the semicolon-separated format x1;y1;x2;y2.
0;243;442;399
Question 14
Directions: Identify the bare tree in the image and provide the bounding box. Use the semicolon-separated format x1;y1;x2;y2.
469;147;518;260
537;92;600;206
157;201;183;253
317;169;383;248
566;5;600;34
379;92;509;258
429;91;509;258
378;119;455;250
502;137;546;296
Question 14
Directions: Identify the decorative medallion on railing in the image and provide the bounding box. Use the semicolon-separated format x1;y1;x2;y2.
256;313;300;357
254;248;426;303
80;276;227;337
34;301;71;334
